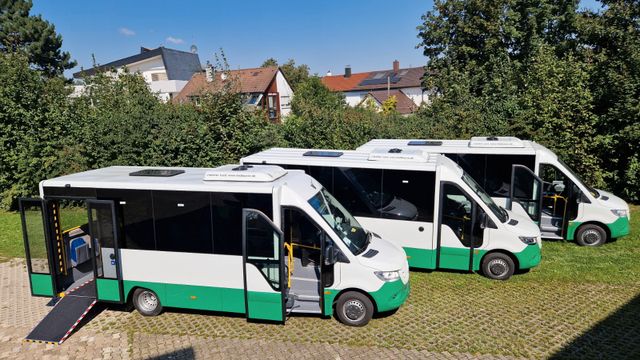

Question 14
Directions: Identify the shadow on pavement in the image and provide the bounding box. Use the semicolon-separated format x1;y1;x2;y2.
550;292;640;359
145;347;196;360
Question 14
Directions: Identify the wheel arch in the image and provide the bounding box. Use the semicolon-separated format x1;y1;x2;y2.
332;287;378;314
576;221;610;241
480;249;519;271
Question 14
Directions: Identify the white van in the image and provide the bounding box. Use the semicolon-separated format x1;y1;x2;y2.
20;165;409;327
357;137;631;246
242;148;542;280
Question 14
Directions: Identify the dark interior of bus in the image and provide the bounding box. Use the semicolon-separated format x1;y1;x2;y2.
283;208;327;314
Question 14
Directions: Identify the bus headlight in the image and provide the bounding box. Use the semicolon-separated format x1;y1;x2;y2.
519;236;538;245
374;270;400;282
611;209;628;218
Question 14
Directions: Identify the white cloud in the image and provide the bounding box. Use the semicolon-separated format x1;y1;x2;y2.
119;27;136;36
166;36;184;45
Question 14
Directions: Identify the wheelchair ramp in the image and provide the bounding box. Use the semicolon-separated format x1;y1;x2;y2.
25;281;97;345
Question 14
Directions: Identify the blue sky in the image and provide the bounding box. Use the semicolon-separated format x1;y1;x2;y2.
31;0;603;78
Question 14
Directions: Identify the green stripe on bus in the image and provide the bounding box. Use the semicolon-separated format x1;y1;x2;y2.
30;273;53;296
96;278;121;302
246;291;283;321
403;245;540;271
122;280;246;314
566;221;581;240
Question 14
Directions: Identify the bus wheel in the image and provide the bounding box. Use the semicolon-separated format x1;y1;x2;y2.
335;291;373;327
576;224;607;246
481;253;515;281
133;288;163;316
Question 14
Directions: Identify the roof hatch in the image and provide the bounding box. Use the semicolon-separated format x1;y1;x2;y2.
129;169;185;177
303;150;343;158
469;136;524;148
407;140;443;146
203;164;287;182
368;148;429;162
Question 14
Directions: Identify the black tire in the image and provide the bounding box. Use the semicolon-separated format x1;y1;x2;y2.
481;253;515;280
132;288;163;316
335;291;374;327
575;224;607;246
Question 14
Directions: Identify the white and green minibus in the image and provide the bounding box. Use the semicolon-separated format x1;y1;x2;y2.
20;165;409;326
357;137;631;246
242;148;542;280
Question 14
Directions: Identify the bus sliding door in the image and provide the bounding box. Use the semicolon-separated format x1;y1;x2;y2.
87;200;124;303
242;209;286;323
437;183;485;271
19;199;55;297
508;165;543;224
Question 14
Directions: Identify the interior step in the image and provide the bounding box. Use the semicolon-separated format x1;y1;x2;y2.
295;294;320;301
290;308;322;314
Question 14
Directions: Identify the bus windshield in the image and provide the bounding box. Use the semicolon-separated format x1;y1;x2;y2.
308;188;369;255
461;173;508;223
557;159;599;198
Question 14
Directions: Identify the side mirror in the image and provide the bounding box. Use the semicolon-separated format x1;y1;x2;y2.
324;243;338;266
479;212;488;229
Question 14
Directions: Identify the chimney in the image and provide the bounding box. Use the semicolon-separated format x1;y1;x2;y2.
344;65;351;78
393;60;400;73
205;61;214;83
326;70;332;76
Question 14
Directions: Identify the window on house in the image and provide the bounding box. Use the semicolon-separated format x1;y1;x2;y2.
151;72;168;81
189;96;201;106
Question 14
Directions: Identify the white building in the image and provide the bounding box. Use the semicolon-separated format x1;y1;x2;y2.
72;47;202;102
321;60;431;115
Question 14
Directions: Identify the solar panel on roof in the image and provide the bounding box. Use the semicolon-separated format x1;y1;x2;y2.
408;140;443;146
359;76;401;86
303;151;343;158
129;169;185;177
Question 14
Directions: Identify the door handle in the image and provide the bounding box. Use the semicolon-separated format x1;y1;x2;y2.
109;253;116;260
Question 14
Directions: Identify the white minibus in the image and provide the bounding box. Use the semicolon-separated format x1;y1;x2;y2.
20;165;409;327
357;137;631;246
242;148;542;280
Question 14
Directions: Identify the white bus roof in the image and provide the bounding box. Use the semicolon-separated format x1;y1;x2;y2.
41;165;305;194
357;137;548;155
241;147;460;173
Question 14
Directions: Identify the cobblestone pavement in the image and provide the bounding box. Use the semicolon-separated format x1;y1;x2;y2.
0;259;527;359
1;259;638;359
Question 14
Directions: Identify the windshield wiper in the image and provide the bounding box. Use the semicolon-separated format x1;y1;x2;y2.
355;232;371;256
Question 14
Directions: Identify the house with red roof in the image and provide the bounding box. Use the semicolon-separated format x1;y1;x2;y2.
321;60;430;115
174;65;293;123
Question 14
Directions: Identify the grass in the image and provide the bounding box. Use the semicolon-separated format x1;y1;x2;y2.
1;205;639;358
0;206;87;260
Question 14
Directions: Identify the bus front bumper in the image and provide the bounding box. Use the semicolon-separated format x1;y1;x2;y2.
607;216;630;239
371;279;410;313
515;245;541;270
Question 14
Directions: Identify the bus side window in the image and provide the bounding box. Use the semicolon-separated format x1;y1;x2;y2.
441;184;474;247
153;191;213;254
96;189;155;250
211;193;273;256
381;170;436;222
333;167;383;218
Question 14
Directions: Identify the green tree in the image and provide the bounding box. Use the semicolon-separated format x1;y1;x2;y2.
0;0;76;76
578;0;640;200
381;95;398;116
261;58;310;90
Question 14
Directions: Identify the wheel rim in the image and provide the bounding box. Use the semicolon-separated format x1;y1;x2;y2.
582;229;602;245
488;258;509;278
343;299;366;322
137;291;158;312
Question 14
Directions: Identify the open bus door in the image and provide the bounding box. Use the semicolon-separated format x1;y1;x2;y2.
508;165;543;224
19;199;56;297
242;209;286;323
87;200;124;303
